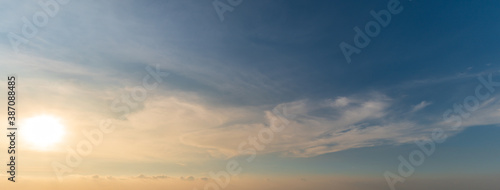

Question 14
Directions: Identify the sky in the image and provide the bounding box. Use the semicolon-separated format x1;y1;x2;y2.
0;0;500;189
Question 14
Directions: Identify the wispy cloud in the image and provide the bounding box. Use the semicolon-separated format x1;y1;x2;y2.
411;101;432;112
180;91;500;158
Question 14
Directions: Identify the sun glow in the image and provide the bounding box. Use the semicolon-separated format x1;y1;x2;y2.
21;115;65;150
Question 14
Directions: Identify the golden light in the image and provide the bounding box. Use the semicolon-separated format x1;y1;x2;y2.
21;115;65;150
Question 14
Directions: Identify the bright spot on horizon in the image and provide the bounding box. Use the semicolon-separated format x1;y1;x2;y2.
21;115;65;150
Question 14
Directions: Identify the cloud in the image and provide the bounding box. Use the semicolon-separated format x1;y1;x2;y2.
411;101;432;112
135;174;169;180
180;92;500;158
328;97;350;107
137;174;148;179
181;94;410;158
181;176;195;181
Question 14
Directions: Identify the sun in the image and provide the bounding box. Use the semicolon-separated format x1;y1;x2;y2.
21;115;65;149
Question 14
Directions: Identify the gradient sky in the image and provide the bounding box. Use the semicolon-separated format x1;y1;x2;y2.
1;0;500;190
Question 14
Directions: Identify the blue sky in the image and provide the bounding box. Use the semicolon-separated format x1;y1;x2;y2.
0;0;499;189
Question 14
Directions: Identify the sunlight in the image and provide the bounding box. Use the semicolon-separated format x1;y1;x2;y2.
21;115;65;150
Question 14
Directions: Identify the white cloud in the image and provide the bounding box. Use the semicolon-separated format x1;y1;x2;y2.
180;95;406;158
411;101;432;112
180;93;500;158
329;97;350;107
